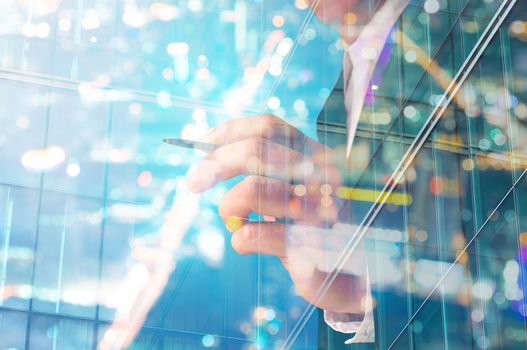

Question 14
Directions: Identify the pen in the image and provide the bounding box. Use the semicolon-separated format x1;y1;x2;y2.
163;138;219;153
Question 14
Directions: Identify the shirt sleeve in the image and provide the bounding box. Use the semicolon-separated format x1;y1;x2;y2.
323;269;374;344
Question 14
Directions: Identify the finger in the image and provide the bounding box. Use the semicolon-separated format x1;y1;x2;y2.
219;175;290;222
187;137;342;193
232;223;343;257
188;137;307;192
231;222;287;257
284;263;368;314
232;222;369;314
218;176;338;227
202;114;326;154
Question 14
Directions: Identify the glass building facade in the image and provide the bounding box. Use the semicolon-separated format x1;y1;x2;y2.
0;0;527;349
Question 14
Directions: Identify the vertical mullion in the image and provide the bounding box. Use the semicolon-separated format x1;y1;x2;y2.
23;10;59;345
91;101;113;349
425;6;447;348
0;188;13;307
91;0;121;345
432;126;448;350
396;12;416;349
463;14;486;349
54;205;68;315
500;17;527;347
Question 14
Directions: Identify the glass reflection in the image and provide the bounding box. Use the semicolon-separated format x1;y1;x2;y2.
0;0;526;349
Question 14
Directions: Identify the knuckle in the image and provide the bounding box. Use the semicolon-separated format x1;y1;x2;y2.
246;136;269;158
244;175;261;196
246;137;263;156
261;114;278;126
260;114;282;135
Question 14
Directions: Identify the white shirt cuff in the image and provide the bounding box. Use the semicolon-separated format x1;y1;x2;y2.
324;307;374;344
323;272;374;344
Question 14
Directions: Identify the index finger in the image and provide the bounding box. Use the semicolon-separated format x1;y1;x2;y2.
202;114;326;154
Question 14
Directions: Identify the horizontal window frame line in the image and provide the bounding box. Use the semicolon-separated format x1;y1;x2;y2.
318;120;527;162
281;1;518;349
0;67;260;116
0;304;252;344
0;180;234;226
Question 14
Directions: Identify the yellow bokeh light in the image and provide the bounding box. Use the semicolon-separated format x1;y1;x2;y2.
294;0;309;10
20;146;65;171
343;12;357;25
272;15;285;28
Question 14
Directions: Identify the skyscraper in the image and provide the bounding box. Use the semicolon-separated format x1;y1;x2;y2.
0;0;526;349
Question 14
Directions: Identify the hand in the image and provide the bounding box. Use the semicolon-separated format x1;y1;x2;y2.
187;114;367;315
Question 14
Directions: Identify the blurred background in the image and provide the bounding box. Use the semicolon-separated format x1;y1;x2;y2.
1;0;527;349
